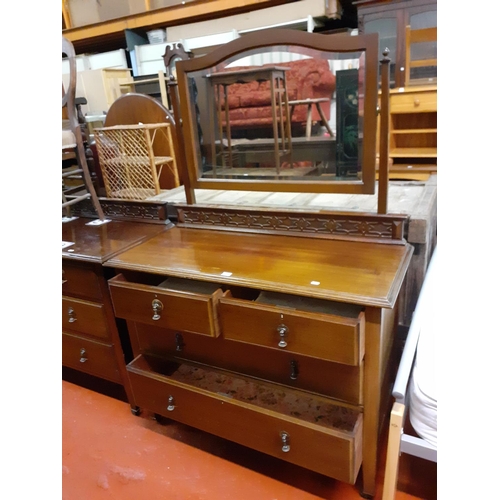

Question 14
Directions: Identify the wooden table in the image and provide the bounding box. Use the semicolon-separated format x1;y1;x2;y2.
206;66;293;174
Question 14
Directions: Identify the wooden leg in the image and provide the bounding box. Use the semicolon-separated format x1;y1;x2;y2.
316;102;334;137
270;80;280;174
362;307;383;498
382;402;405;500
306;103;313;138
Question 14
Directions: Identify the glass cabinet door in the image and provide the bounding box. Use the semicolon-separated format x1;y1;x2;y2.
407;9;437;85
364;17;398;88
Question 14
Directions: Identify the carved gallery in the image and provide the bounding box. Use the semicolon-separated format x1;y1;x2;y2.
60;1;437;499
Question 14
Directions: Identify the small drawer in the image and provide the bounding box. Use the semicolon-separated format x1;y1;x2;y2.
219;292;365;366
108;274;223;337
62;262;102;301
62;296;109;340
390;90;437;113
127;354;363;484
62;332;121;383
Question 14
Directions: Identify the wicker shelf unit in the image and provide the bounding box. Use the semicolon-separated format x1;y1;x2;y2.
94;123;177;200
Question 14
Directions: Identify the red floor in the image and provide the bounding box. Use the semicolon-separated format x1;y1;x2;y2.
62;377;436;500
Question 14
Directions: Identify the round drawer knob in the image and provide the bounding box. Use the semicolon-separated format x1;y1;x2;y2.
277;324;288;348
79;348;87;363
280;431;290;453
152;298;163;320
167;395;175;412
414;98;420;107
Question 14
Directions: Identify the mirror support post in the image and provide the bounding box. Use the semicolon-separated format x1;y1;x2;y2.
168;79;196;205
378;49;391;214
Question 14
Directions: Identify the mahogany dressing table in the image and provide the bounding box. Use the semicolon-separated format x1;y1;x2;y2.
103;30;413;498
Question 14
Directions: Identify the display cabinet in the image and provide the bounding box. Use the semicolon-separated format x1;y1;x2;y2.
356;0;437;172
355;0;437;89
102;28;414;499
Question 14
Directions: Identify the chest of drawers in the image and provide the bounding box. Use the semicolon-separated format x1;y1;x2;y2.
105;215;413;498
62;217;168;401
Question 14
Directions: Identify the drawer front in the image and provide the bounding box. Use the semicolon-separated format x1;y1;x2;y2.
128;355;362;484
108;275;222;337
62;263;102;301
390;91;437;113
62;296;109;340
62;332;121;383
219;298;364;366
133;323;363;405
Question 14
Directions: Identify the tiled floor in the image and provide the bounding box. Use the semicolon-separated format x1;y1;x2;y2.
62;372;436;500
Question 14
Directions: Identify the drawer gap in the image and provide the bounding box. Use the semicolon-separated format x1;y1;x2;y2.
158;277;221;295
131;355;360;433
256;291;363;318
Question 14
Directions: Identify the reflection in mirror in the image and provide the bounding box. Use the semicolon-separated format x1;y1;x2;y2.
177;31;380;194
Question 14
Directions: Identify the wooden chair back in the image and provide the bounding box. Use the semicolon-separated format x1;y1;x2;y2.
62;36;105;220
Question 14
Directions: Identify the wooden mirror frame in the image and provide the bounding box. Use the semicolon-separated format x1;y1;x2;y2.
176;29;381;200
163;42;193;81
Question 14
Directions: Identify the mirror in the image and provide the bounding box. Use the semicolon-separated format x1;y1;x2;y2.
176;30;380;194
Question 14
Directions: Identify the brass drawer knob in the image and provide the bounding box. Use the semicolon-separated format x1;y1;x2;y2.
277;324;288;348
68;307;77;323
167;395;175;412
280;431;290;453
79;348;87;363
152;298;163;320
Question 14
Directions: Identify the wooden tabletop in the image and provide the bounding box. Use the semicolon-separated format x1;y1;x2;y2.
105;226;413;308
62;217;170;264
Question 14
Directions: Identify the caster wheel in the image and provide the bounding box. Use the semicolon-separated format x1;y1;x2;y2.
154;413;170;425
131;406;141;416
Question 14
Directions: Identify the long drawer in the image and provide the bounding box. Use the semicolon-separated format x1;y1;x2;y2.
62;332;121;383
132;323;363;405
108;274;223;337
127;354;363;484
219;292;365;366
62;296;109;340
62;262;102;301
